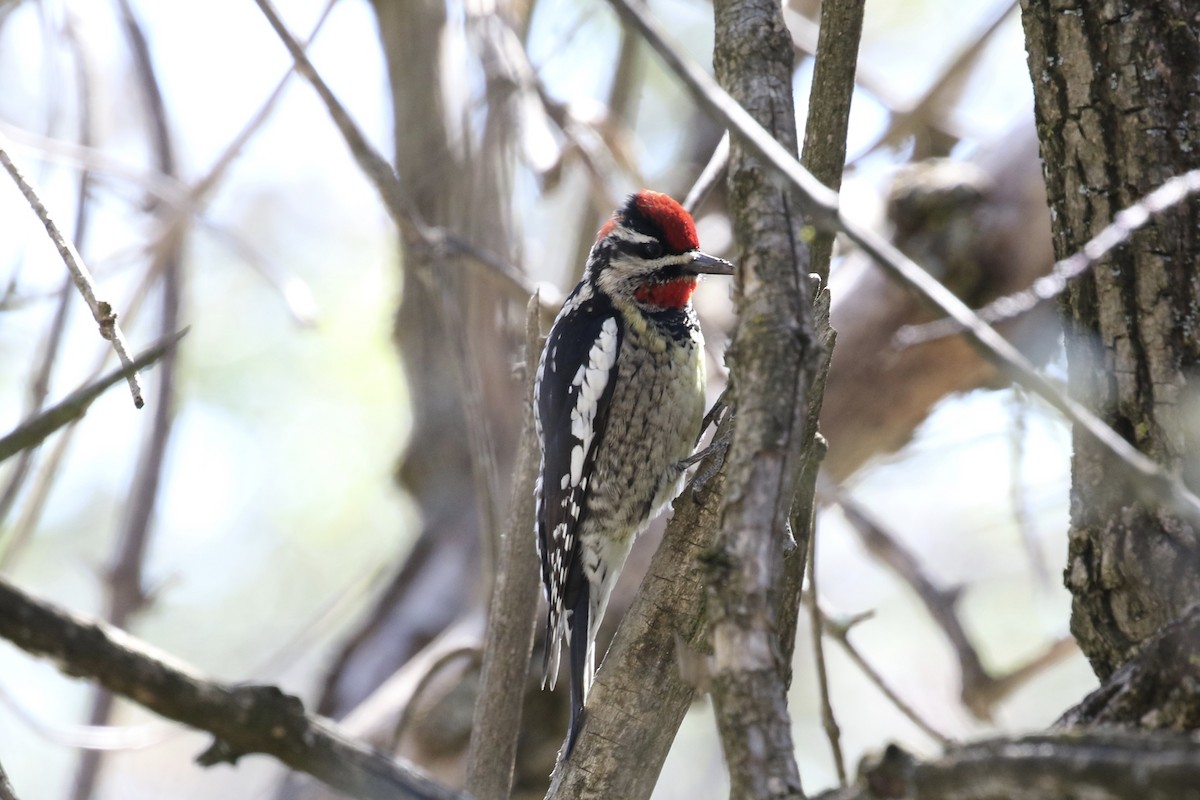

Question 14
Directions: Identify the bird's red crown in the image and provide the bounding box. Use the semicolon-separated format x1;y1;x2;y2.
631;190;698;252
595;190;699;254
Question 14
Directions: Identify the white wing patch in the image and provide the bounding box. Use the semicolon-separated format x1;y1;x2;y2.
568;317;619;488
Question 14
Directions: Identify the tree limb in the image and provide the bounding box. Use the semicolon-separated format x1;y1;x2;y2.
707;0;813;794
463;295;542;800
0;579;467;800
812;732;1200;800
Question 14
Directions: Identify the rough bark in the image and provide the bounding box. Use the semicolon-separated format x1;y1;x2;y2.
708;0;814;797
1019;0;1200;680
811;731;1200;800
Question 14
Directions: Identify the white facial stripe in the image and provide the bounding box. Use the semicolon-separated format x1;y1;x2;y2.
608;226;656;245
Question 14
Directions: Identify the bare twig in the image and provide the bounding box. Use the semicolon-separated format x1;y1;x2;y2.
0;134;143;408
0;253;163;571
818;606;955;747
0;578;467;800
0;280;71;524
833;489;1074;720
604;0;1200;529
799;0;865;283
252;0;543;311
807;535;847;784
792;0;865;786
682;132;729;215
0;331;187;463
901;168;1200;344
464;295;543;800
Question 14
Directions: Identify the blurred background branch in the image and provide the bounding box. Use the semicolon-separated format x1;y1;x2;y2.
4;0;1191;797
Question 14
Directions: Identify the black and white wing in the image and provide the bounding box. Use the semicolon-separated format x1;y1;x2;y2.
534;289;622;690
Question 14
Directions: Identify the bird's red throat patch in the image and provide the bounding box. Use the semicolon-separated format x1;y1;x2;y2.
635;277;698;309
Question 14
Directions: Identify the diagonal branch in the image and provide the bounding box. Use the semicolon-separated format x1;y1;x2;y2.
0;331;187;463
0;578;467;800
604;0;1200;529
251;0;544;311
0;134;144;408
900;168;1200;344
833;490;1075;721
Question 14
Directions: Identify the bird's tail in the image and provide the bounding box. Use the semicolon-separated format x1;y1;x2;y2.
564;591;591;759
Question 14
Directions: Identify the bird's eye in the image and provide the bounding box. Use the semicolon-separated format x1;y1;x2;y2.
639;241;663;259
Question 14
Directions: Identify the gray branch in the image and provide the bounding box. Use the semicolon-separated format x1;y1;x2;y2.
463;296;542;799
813;732;1200;800
0;579;467;800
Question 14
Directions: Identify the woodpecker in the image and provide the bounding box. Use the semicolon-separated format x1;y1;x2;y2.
534;190;733;758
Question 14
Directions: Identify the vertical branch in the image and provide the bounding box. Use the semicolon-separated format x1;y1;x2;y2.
705;0;812;795
464;295;543;800
778;0;862;681
704;0;859;794
70;1;182;797
798;0;864;284
792;0;863;788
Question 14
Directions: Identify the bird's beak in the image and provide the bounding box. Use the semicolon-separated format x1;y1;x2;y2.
686;251;735;276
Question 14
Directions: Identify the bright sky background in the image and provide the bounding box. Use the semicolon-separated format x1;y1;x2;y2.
0;1;1091;798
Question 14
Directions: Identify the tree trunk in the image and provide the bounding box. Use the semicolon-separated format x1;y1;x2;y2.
1019;1;1200;685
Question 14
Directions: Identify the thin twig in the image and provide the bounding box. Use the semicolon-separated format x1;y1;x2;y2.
0;331;187;463
682;132;729;215
0;280;71;524
807;533;847;785
0;3;101;524
0;252;163;571
0;134;143;408
71;3;184;795
819;605;955;747
605;0;1200;529
253;0;544;311
900;168;1200;344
